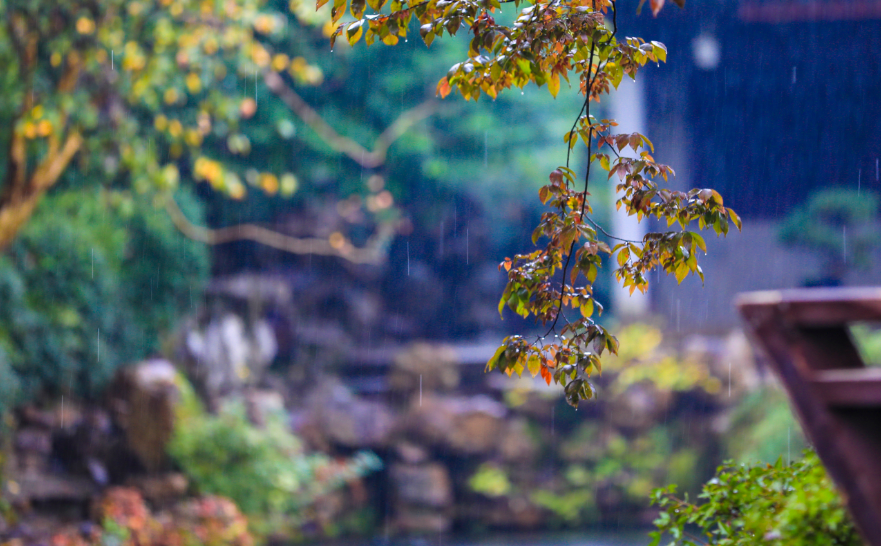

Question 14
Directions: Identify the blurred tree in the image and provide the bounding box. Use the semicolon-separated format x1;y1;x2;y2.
0;187;209;409
0;0;426;263
778;189;879;287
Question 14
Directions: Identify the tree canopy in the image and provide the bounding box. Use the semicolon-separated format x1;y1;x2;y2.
0;0;417;262
326;0;741;405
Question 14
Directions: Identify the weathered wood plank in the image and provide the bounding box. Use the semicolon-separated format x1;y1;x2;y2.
737;288;881;546
811;368;881;406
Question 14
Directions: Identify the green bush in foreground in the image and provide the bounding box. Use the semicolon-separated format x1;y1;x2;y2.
650;449;861;546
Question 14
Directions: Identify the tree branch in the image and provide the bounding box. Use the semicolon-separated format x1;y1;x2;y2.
262;69;436;169
164;195;393;265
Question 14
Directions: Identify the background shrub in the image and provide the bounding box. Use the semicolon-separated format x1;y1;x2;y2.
0;188;208;411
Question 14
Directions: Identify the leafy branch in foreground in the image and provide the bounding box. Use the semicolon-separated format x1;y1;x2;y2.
323;0;741;405
649;450;861;546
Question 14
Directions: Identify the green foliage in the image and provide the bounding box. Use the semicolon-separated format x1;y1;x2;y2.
850;323;881;367
0;188;208;410
167;379;382;537
650;450;861;546
468;463;512;498
778;189;879;280
601;323;722;395
723;387;807;465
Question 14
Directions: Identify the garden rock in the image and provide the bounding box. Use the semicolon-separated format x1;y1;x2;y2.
388;342;460;396
175;312;277;409
305;378;396;448
107;359;181;471
406;394;506;455
390;462;454;533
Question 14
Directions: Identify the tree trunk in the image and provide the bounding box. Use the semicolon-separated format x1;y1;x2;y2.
0;131;83;251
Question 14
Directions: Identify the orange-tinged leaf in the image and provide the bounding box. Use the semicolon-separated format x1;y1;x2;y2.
437;77;451;98
650;0;665;16
539;185;550;204
540;365;552;385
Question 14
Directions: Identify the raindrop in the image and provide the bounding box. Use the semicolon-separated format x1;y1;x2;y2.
788;426;791;465
521;91;524;95
405;38;408;42
676;298;680;332
111;50;114;70
791;66;797;84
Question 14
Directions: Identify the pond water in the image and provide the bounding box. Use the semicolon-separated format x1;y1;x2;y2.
328;530;650;546
450;531;649;546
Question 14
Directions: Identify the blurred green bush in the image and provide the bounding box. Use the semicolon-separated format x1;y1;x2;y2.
778;189;879;285
0;188;208;411
167;377;382;539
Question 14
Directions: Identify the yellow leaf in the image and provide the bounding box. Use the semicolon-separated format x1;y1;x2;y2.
548;72;560;98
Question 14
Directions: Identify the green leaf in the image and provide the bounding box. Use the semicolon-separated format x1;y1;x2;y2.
486;345;506;372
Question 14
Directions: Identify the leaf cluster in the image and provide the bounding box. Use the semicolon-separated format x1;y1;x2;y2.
324;0;740;405
649;450;862;546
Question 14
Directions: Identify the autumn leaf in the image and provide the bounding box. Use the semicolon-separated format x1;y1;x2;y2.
650;0;665;16
437;77;451;98
548;72;560;98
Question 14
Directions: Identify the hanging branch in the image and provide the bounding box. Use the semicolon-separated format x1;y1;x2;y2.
322;0;742;405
